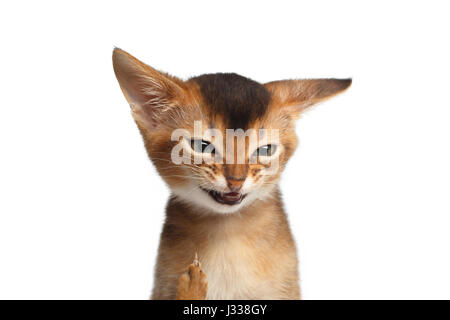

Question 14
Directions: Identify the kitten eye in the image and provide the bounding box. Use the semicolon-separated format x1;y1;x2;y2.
254;144;277;157
190;139;216;154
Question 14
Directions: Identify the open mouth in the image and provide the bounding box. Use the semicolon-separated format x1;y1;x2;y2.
200;187;247;206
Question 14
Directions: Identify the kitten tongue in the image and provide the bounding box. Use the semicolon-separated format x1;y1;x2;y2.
202;187;246;205
221;192;241;201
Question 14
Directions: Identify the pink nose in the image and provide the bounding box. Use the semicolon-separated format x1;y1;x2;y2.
226;177;245;192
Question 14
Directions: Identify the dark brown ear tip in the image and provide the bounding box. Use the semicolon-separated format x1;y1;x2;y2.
112;48;135;73
341;78;352;88
112;48;133;64
112;47;126;57
112;47;122;63
334;78;352;92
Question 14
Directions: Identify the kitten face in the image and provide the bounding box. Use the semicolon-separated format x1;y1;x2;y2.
112;48;351;214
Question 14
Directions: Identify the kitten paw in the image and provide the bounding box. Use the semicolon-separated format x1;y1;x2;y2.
176;256;208;300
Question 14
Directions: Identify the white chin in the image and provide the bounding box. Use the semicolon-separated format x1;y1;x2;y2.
171;184;274;214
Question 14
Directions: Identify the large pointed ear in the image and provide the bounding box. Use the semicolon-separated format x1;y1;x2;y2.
112;48;186;129
264;78;352;116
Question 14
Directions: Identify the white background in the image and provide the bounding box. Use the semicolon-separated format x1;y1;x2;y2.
0;1;449;299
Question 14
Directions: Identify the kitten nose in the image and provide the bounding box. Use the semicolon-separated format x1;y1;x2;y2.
226;177;245;192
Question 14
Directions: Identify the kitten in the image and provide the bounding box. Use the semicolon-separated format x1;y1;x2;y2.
112;48;351;300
